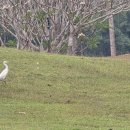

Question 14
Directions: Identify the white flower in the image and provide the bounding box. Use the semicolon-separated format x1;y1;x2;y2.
78;33;85;38
80;2;85;5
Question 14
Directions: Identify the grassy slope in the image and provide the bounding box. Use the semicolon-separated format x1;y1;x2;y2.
0;48;130;130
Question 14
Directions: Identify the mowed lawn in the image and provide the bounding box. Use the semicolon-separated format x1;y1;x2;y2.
0;48;130;130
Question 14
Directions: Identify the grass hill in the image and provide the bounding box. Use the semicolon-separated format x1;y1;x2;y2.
0;47;130;130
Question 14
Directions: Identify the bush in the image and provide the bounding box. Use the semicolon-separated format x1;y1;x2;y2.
6;40;16;47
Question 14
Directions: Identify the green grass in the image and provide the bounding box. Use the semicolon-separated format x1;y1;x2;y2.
0;47;130;130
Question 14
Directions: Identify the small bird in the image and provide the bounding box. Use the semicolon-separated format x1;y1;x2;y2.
0;61;9;83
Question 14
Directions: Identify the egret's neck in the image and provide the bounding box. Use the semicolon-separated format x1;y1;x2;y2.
3;63;8;69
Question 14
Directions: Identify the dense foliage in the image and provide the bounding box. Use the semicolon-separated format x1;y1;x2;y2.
85;11;130;56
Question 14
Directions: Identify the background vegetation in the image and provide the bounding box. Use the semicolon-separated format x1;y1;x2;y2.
1;11;130;56
82;11;130;56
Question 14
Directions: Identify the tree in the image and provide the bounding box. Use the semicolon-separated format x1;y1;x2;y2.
0;0;130;55
107;0;130;56
91;11;130;56
107;0;116;56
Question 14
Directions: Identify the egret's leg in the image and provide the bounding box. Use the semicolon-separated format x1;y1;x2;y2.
2;80;6;86
0;80;6;86
4;80;6;84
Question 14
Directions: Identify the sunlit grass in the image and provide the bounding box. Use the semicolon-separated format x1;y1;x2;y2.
0;47;130;130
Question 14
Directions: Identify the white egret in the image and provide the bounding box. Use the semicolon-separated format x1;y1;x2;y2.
0;61;9;83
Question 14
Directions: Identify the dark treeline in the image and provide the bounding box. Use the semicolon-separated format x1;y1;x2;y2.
84;11;130;56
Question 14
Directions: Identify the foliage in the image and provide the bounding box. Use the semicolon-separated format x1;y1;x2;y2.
1;0;130;56
42;40;50;50
1;0;129;54
36;11;47;21
81;22;108;56
74;16;81;24
24;10;32;19
6;39;16;47
113;12;130;54
85;11;130;56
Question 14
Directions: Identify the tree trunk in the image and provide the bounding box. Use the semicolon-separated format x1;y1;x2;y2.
67;34;78;55
67;25;78;55
107;0;116;57
0;36;5;47
109;14;116;56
